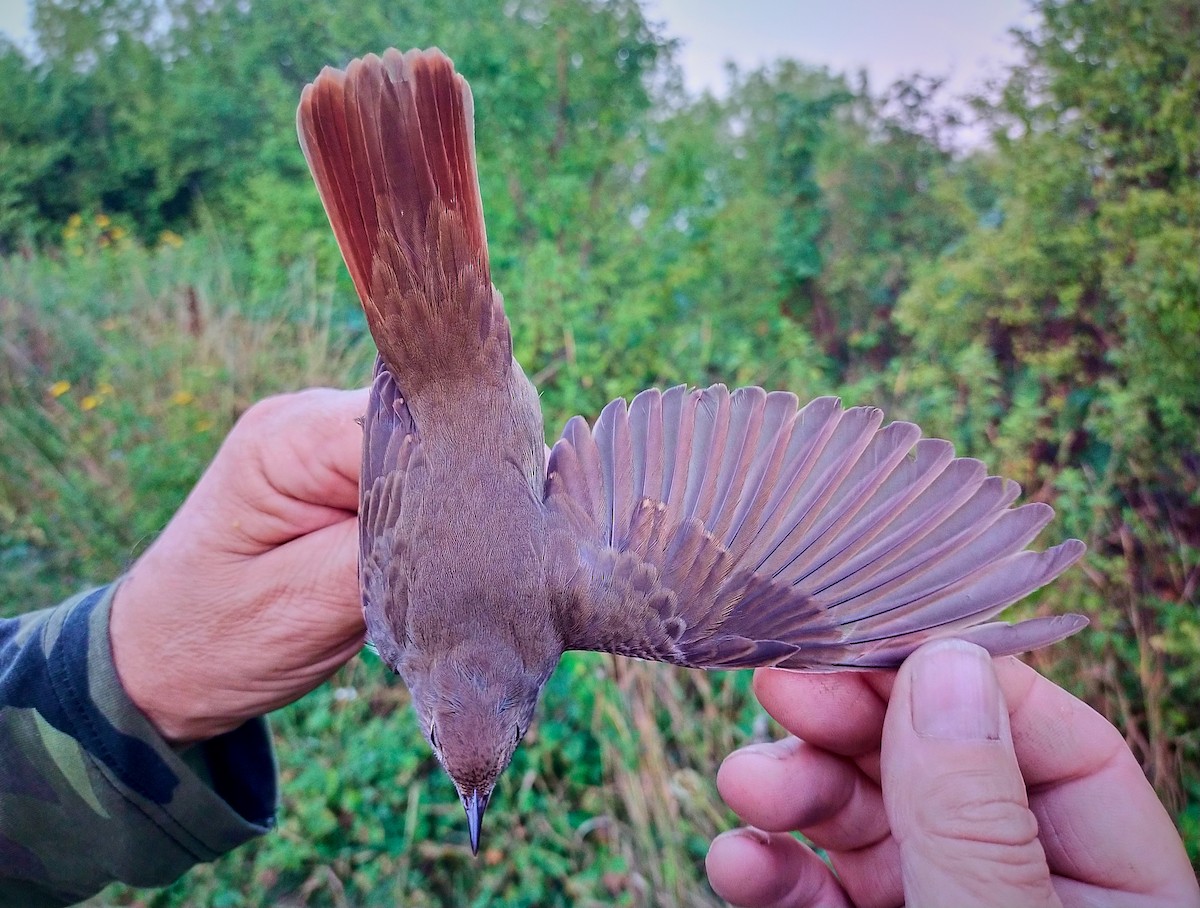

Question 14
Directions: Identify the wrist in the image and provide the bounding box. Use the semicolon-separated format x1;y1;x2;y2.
109;570;228;746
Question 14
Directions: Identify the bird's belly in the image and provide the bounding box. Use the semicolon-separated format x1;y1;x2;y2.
401;472;547;632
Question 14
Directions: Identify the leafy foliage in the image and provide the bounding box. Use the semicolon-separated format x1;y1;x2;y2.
896;0;1200;834
1;0;1197;901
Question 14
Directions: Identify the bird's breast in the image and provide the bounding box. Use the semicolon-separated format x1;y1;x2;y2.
400;459;550;631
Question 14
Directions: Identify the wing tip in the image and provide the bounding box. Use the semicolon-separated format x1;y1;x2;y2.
1052;536;1087;573
958;612;1090;655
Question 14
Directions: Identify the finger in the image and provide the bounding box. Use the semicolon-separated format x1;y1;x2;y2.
753;668;892;764
230;386;368;512
266;386;367;509
260;515;363;629
706;829;852;908
992;658;1198;902
194;388;366;551
883;639;1061;908
717;737;890;853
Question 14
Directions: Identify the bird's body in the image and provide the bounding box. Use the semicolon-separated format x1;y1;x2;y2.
297;47;1087;854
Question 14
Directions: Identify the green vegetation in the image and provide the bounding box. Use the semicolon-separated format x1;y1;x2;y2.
1;0;1197;902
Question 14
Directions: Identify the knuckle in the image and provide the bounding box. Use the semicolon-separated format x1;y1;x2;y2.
224;393;305;474
226;388;356;482
902;780;1056;899
235;392;292;433
916;775;1040;849
234;389;328;444
910;777;1053;889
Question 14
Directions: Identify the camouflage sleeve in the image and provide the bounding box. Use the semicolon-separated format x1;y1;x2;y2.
0;583;278;907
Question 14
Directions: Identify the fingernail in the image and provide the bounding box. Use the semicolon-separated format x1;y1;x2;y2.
911;640;1001;740
733;737;802;760
738;827;772;846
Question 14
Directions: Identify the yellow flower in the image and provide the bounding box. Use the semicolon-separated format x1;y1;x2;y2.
95;213;111;228
196;418;214;432
159;230;184;249
97;381;114;396
66;213;82;229
171;390;195;406
80;395;100;411
49;380;71;398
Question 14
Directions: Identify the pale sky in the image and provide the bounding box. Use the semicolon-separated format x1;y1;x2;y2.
646;0;1034;97
0;0;27;47
0;0;1033;99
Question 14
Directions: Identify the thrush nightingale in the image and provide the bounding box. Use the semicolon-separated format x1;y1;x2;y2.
296;48;1086;854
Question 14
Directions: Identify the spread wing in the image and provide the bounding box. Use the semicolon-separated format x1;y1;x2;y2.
543;384;1086;670
358;355;424;668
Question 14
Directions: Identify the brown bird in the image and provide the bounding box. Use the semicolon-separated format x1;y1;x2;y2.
296;48;1086;855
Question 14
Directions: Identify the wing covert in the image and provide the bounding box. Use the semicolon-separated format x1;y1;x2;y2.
359;355;424;668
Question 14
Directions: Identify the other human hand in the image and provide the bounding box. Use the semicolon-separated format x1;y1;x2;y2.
707;639;1198;907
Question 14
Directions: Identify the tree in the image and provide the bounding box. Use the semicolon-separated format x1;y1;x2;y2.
897;0;1200;817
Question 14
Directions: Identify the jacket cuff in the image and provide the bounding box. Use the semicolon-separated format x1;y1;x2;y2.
49;583;278;859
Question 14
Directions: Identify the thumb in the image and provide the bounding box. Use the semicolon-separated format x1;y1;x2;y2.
881;639;1062;908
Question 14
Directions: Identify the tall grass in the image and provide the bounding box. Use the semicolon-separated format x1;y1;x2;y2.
0;227;371;607
1;232;764;906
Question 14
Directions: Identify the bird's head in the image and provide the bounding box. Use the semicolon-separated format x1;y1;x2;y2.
408;644;550;854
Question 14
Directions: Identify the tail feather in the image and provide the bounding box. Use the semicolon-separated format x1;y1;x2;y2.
298;48;510;396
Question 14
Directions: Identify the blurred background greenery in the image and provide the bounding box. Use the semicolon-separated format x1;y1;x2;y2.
0;0;1196;903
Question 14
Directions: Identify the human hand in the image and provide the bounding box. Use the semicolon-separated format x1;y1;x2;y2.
110;388;368;745
707;639;1198;908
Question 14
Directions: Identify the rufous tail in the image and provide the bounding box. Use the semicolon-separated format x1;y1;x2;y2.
298;48;512;395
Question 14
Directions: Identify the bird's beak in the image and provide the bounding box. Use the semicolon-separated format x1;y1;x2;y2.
462;788;491;856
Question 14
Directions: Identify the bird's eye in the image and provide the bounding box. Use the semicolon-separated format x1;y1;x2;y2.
430;725;439;749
